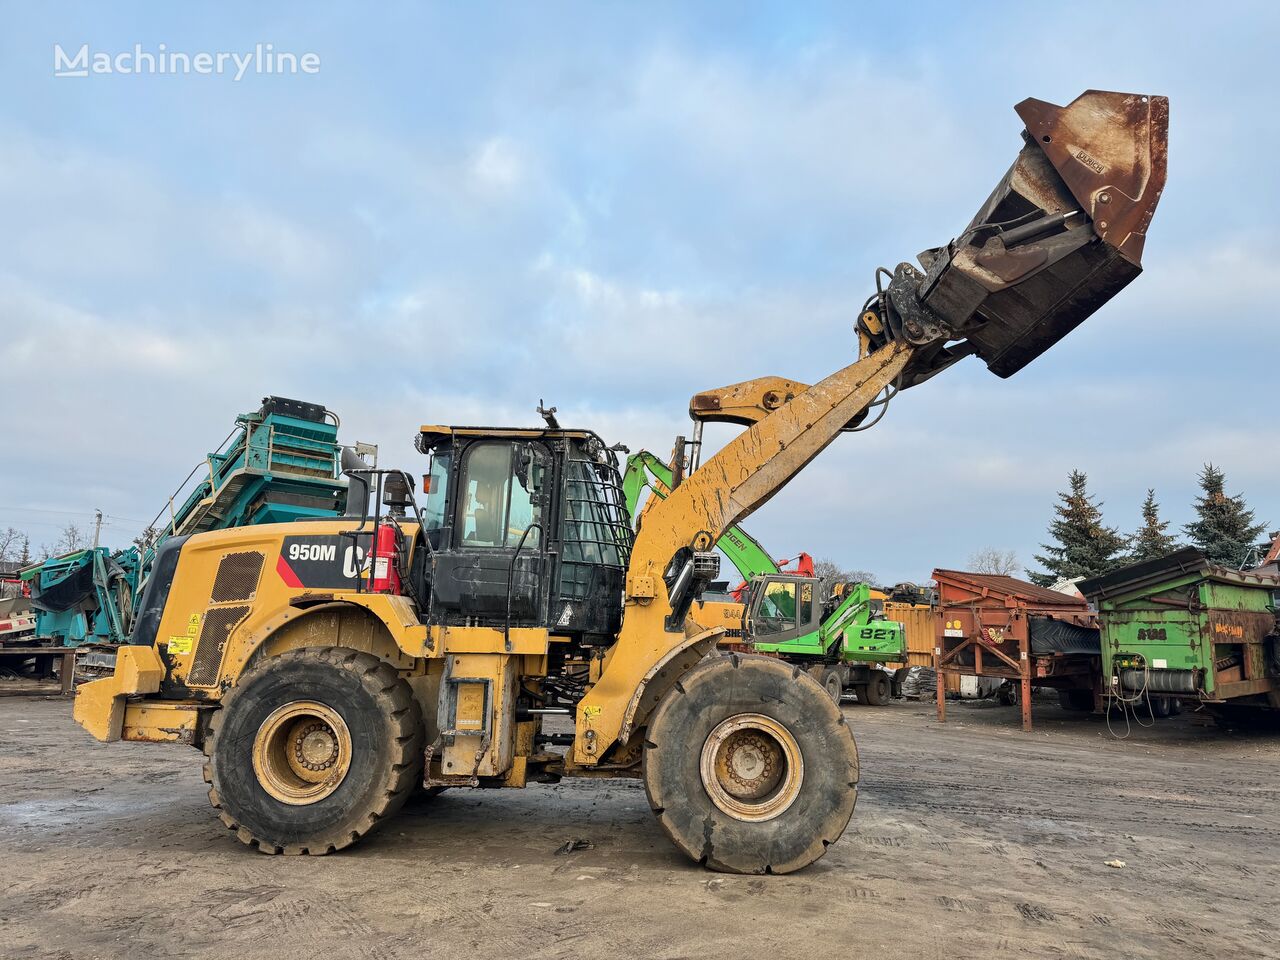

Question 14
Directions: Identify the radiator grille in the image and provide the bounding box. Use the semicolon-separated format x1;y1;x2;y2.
187;605;250;686
210;551;264;603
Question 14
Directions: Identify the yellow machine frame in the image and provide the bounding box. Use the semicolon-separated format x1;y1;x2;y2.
77;342;912;778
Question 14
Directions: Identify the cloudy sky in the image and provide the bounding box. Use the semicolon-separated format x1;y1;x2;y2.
1;3;1276;582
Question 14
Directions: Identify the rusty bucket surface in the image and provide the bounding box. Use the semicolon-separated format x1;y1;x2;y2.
889;90;1168;384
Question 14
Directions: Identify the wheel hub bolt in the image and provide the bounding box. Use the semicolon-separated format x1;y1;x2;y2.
295;722;339;771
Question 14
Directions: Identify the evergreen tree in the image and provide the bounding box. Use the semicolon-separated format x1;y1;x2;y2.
1183;464;1266;566
1029;470;1127;586
18;536;30;565
1128;488;1180;562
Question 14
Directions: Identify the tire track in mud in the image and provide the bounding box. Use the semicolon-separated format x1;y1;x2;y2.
5;696;1280;960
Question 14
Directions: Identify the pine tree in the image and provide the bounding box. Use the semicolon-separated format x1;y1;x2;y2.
1029;470;1127;586
1184;464;1266;566
1128;488;1180;562
18;536;30;565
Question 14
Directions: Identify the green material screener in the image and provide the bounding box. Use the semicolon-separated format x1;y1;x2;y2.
1079;548;1280;714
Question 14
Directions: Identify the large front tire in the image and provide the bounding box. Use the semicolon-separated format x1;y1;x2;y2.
204;647;423;855
642;654;859;874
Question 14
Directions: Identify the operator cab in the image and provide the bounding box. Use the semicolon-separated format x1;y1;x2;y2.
413;425;632;644
744;574;824;645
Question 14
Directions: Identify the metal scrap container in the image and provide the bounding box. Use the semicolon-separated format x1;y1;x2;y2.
932;569;1100;730
886;601;936;669
1078;548;1280;710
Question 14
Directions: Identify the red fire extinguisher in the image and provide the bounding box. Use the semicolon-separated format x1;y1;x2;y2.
367;523;402;594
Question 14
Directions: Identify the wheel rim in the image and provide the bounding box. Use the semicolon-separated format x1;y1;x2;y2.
827;675;842;702
252;700;352;806
699;713;804;823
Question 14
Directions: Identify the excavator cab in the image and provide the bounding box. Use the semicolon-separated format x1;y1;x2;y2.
743;574;821;650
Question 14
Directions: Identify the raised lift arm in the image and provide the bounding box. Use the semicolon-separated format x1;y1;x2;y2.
574;90;1168;765
623;449;811;590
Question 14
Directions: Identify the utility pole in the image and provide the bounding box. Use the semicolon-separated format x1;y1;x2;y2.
92;510;104;549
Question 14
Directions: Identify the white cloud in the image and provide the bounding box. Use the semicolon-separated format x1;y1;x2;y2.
211;200;342;281
0;126;361;300
471;136;526;193
1;17;1277;582
0;276;205;375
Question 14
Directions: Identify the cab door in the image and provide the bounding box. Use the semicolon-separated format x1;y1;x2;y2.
428;439;552;624
747;576;821;648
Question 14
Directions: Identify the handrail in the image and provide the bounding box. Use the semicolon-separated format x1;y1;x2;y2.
504;523;542;653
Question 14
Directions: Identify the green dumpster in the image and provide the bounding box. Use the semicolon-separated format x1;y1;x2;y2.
1079;548;1279;709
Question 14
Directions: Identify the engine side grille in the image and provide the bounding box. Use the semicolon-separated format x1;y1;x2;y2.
210;551;265;603
187;604;250;686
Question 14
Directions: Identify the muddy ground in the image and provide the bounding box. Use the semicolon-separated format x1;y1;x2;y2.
1;691;1277;960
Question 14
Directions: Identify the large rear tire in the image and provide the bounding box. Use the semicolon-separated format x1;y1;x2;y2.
642;654;859;874
204;647;423;855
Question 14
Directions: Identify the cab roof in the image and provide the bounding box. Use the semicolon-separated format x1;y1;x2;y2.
418;424;600;443
416;425;618;462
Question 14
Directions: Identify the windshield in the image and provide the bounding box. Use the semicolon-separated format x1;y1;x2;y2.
458;441;544;548
754;580;797;637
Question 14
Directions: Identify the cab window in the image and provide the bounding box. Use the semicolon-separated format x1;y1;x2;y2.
422;449;451;532
458;442;544;548
755;580;797;637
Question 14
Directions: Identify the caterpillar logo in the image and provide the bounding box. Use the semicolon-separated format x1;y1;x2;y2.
277;533;371;589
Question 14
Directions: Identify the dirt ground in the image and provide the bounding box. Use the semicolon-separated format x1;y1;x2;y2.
2;692;1277;960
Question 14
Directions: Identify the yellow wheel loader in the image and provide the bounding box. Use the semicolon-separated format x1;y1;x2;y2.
75;90;1167;873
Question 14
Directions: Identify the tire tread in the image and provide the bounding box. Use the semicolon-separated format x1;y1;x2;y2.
204;646;423;856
